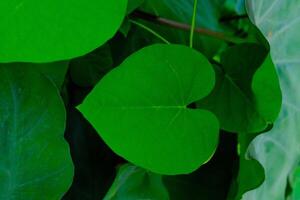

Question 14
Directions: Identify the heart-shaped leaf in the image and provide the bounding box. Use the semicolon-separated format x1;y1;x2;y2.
197;43;281;133
0;64;73;199
79;44;219;175
0;0;127;62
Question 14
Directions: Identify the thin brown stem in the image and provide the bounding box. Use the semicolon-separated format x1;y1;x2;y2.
131;10;246;43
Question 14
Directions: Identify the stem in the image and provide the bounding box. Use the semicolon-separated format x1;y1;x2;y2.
131;11;246;43
190;0;198;48
129;19;171;45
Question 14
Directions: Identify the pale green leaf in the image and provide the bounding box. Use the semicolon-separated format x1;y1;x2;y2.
243;1;300;199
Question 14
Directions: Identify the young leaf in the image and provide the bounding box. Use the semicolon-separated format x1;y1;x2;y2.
79;44;219;175
197;43;281;133
104;164;169;200
243;0;300;199
0;64;73;199
0;0;127;62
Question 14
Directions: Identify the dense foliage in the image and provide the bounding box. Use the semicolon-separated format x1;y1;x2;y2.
0;0;298;199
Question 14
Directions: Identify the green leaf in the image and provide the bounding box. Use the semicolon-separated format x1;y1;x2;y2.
289;166;300;200
127;0;144;14
243;1;300;199
119;19;132;37
197;43;281;133
0;0;127;62
79;44;219;175
29;61;69;89
69;44;114;87
0;64;73;199
231;133;264;200
104;164;169;200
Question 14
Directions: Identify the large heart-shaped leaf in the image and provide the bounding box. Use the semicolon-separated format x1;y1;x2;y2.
0;65;73;199
0;0;127;62
104;164;169;200
242;1;300;199
197;43;281;133
79;44;219;175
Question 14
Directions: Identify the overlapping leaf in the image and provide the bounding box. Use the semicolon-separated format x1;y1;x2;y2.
79;44;219;175
0;0;127;62
0;65;73;199
197;43;281;133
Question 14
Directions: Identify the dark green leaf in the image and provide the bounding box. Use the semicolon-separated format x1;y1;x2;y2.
197;43;281;133
0;64;73;199
29;61;69;89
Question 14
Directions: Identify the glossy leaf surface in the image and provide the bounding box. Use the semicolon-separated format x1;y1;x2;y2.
79;44;219;175
0;0;127;62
